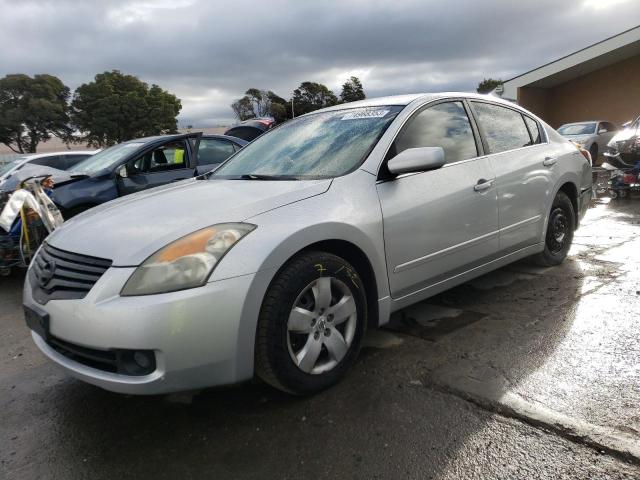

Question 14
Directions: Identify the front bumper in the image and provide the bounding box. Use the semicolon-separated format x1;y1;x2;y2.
24;266;274;394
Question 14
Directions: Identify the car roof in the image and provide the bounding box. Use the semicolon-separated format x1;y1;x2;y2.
21;150;98;159
312;92;522;114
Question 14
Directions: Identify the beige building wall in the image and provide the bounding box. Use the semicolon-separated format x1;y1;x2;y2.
517;53;640;128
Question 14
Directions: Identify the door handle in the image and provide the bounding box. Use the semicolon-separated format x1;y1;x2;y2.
474;179;493;192
543;156;557;167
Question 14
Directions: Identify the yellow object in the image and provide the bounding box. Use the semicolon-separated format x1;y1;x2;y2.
173;148;184;164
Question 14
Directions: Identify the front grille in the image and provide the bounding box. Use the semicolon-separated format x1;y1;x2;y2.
30;243;112;304
47;335;156;376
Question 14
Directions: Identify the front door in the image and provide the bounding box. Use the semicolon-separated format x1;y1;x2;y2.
377;100;500;299
118;138;196;196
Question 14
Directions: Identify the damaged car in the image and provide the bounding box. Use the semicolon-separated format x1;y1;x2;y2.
50;133;247;217
23;93;592;395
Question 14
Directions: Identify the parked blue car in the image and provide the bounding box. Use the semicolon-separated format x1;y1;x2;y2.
50;133;247;217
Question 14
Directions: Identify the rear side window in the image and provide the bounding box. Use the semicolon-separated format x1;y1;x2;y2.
393;101;478;164
198;139;236;165
472;102;531;153
30;155;66;170
523;116;542;145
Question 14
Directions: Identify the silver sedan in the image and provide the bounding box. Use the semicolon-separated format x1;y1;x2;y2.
557;120;617;164
23;93;592;395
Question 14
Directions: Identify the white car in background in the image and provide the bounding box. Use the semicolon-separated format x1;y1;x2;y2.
557;121;617;164
0;151;98;190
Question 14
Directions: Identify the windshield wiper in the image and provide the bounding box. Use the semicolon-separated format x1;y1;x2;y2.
70;174;90;179
237;174;294;180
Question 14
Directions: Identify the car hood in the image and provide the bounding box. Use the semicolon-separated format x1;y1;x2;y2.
608;127;638;145
0;164;70;193
561;134;594;143
47;178;332;266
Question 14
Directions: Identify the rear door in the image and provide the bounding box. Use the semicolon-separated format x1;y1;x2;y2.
377;99;499;299
117;133;201;196
469;101;553;255
195;137;237;175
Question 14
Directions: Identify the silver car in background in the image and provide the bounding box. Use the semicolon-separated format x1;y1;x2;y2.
557;121;617;164
23;93;592;395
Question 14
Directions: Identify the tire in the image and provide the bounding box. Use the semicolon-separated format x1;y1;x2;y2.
255;251;367;395
532;191;575;267
589;144;598;165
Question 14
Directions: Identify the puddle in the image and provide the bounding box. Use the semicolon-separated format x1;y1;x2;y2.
387;303;486;341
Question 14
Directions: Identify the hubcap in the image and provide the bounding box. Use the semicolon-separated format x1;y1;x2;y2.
548;207;568;254
286;277;357;375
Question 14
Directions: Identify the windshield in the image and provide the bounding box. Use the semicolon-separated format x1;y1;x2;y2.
558;123;596;136
70;142;145;174
213;106;403;179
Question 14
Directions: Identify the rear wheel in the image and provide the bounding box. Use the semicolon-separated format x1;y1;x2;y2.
255;251;367;395
532;191;575;267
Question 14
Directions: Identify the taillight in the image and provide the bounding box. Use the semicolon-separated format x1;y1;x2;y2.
575;144;592;164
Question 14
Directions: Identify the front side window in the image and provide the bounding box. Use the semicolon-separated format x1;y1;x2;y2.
130;141;189;174
213;106;403;179
472;102;532;154
198;139;235;166
391;101;477;164
524;116;542;145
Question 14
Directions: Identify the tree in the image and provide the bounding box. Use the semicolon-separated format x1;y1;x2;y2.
0;74;71;153
291;82;338;115
476;78;503;94
231;95;254;121
70;70;181;147
339;76;365;103
230;88;289;122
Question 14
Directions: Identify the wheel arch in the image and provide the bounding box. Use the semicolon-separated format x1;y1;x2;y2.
296;239;380;330
557;181;579;230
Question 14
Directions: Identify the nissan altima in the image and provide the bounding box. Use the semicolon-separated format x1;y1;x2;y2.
23;93;592;395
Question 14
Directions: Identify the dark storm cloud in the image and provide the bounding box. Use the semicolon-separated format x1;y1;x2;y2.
0;0;638;126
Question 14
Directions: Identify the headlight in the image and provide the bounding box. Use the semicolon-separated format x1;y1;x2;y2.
121;223;256;296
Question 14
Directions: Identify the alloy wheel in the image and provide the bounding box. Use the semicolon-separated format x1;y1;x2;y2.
286;277;357;375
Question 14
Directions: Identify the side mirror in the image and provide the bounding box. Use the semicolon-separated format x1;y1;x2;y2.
598;128;607;134
116;165;128;178
387;147;446;175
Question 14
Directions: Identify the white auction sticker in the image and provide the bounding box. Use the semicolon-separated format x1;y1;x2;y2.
341;109;389;120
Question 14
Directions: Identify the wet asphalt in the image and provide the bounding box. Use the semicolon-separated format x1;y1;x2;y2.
1;197;639;479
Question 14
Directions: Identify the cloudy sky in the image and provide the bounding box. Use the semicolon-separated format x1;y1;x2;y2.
1;0;638;126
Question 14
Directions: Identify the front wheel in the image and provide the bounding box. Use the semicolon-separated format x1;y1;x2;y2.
532;191;575;267
255;251;367;395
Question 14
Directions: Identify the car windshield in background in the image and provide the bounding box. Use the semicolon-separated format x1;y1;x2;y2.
558;123;597;136
0;159;20;176
213;106;404;179
70;142;145;174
